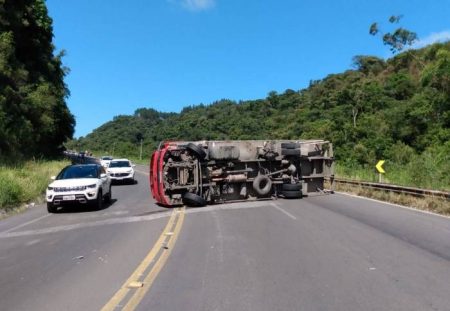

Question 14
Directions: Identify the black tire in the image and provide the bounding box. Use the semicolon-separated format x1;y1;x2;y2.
47;202;57;213
282;183;302;191
281;149;301;156
93;190;103;210
183;192;207;207
281;142;299;149
186;143;206;160
104;186;112;203
252;175;272;196
282;190;303;199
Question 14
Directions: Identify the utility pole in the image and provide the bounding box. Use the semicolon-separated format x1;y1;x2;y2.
139;139;143;160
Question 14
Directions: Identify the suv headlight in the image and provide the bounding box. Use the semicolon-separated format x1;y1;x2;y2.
47;186;53;191
87;184;97;189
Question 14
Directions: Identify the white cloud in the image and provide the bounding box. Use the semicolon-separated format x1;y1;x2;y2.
168;0;216;11
413;30;450;49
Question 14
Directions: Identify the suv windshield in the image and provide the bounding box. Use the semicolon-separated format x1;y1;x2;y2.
109;161;131;168
57;165;98;179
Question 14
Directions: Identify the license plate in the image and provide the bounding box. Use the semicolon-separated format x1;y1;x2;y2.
63;195;76;201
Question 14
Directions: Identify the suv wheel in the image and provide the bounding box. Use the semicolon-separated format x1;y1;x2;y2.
47;202;57;213
104;186;112;203
92;189;103;210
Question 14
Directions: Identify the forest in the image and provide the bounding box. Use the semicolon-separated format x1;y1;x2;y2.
68;41;450;189
0;0;75;160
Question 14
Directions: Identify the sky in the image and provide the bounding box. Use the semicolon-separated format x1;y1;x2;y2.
45;0;450;138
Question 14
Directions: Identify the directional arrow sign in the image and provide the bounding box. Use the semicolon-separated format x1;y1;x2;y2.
376;160;385;174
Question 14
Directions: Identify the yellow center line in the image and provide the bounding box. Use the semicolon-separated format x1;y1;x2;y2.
101;207;184;311
123;207;185;310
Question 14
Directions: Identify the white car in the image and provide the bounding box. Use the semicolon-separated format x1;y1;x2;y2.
100;155;113;168
46;164;112;213
107;159;135;184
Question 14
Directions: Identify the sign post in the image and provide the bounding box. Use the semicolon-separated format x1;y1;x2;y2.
376;160;385;183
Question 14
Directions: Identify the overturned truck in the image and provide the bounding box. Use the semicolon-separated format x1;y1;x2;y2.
150;140;334;207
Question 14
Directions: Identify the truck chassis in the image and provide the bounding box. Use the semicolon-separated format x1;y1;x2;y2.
150;140;334;207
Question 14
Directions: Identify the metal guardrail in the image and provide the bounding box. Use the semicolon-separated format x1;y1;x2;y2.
331;177;450;199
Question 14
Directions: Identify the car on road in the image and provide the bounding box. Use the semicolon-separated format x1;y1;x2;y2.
46;164;112;213
107;158;135;184
100;155;113;168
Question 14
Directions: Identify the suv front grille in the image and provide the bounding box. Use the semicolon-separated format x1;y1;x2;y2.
54;194;86;200
54;186;87;192
111;173;129;177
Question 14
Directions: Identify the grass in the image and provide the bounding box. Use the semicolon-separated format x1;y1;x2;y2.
334;160;450;216
335;161;450;192
0;160;70;215
334;183;450;216
127;157;148;166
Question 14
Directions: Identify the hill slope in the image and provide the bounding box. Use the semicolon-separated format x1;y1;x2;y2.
67;42;450;189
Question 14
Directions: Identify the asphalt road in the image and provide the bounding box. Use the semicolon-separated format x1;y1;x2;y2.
1;165;450;311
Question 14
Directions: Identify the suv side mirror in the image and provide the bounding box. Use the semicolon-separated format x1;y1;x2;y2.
51;176;56;180
100;173;107;178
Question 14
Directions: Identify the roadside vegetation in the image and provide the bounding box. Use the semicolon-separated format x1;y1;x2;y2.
68;41;450;192
335;183;450;216
0;160;69;215
0;0;75;161
0;1;75;215
335;141;450;191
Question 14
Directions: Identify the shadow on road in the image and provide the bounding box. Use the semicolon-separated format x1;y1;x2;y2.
111;180;138;186
52;198;117;214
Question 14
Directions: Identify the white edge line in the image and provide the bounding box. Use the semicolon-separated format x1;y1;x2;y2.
1;214;51;234
336;191;450;220
270;203;297;220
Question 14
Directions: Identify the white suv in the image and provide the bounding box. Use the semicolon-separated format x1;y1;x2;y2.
107;159;135;184
100;156;113;168
46;164;112;213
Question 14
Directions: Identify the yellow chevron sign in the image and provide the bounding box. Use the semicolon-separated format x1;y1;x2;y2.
376;160;385;174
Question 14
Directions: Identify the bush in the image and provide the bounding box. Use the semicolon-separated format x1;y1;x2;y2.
0;171;22;209
0;160;69;211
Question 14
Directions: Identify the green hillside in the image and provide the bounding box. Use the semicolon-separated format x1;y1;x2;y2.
68;42;450;190
0;0;75;161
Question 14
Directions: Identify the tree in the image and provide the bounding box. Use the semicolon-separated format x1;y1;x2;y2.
369;15;418;54
0;0;75;159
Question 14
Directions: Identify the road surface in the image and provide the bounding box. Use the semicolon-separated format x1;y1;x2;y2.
0;165;449;311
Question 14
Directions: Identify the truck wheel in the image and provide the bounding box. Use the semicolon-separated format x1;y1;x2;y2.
281;149;301;156
282;183;302;191
282;190;303;199
183;192;207;207
281;142;299;149
47;202;57;213
253;175;272;196
186;143;206;160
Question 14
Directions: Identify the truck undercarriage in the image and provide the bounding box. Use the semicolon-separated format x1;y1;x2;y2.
150;140;334;207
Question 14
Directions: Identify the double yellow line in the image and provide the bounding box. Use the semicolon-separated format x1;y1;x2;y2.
101;207;185;311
